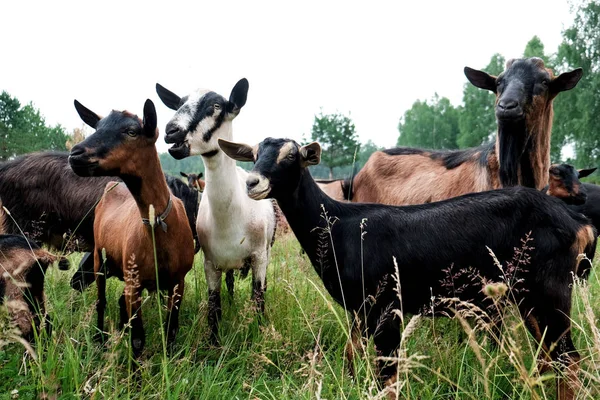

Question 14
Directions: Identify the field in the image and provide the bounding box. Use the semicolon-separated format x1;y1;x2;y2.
1;233;600;399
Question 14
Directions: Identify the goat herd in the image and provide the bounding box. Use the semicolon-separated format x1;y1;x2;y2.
0;57;598;399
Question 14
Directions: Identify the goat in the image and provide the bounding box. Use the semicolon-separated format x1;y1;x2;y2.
547;165;598;277
69;99;194;356
156;79;276;344
0;235;68;340
340;58;582;205
0;152;201;291
180;171;205;192
220;136;596;400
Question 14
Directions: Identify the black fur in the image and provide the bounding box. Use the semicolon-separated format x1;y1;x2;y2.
241;137;594;385
381;147;427;156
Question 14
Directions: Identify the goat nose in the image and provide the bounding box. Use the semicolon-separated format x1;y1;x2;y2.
247;176;260;191
70;146;85;157
166;123;180;137
498;99;518;110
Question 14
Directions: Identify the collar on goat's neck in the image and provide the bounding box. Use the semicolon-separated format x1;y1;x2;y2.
142;196;174;233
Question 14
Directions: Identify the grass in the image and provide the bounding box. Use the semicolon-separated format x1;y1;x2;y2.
1;233;600;399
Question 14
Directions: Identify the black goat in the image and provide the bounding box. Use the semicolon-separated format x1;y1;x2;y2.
220;137;595;400
0;152;200;291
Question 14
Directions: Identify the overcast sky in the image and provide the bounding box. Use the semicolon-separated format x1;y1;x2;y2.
1;1;574;153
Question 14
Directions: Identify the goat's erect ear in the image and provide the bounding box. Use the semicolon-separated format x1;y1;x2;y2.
300;142;321;167
218;138;254;162
180;171;188;178
198;172;203;178
156;83;182;111
74;100;101;129
464;67;497;93
578;167;597;178
228;78;249;114
551;68;583;94
142;99;157;137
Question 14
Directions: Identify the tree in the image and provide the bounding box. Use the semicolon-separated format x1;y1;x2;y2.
397;94;460;149
457;53;505;148
311;111;360;178
523;35;550;64
553;0;600;166
0;91;69;160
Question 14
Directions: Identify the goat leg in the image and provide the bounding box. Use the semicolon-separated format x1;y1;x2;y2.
166;278;185;351
225;270;234;300
205;260;222;345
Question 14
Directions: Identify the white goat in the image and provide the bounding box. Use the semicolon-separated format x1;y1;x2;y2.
156;79;276;344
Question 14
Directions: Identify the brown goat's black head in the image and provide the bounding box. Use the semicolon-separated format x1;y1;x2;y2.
219;138;320;200
180;171;205;192
464;57;582;122
69;99;158;177
464;58;583;189
547;164;596;205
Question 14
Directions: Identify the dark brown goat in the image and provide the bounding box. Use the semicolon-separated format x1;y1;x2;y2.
340;58;582;205
0;235;68;339
180;171;205;192
69;99;194;356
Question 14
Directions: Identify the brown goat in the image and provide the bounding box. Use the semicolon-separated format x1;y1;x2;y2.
340;58;582;205
69;99;194;357
0;235;68;340
180;171;205;192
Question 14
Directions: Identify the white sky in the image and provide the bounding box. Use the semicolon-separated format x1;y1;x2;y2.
0;0;574;153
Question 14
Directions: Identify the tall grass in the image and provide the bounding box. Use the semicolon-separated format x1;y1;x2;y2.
1;233;599;399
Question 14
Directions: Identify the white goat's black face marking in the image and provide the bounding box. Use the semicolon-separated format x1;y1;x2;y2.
171;90;228;141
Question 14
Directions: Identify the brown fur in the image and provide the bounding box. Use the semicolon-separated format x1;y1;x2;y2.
351;151;497;205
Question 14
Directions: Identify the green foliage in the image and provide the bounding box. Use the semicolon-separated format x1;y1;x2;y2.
553;0;600;167
397;94;460;149
158;152;205;178
523;35;550;64
0;91;69;160
457;53;505;148
311;111;360;178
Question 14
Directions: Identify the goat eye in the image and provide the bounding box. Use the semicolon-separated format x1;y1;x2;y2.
214;104;221;110
287;153;295;160
126;130;137;137
541;79;549;86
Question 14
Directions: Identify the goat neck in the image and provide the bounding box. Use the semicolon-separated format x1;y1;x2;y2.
121;150;171;222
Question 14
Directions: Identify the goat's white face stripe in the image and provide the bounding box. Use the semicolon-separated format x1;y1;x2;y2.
276;142;296;163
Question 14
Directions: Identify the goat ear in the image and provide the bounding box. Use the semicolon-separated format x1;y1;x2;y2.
578;167;597;178
218;138;255;162
198;172;203;178
74;100;101;129
142;99;157;137
464;67;497;93
156;83;182;111
551;68;583;94
300;142;321;167
180;171;188;178
228;78;249;114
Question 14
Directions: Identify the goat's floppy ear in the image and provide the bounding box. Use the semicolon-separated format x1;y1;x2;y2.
74;100;101;129
228;78;249;114
464;67;497;93
156;83;182;111
300;142;321;167
218;138;255;162
180;171;188;178
578;167;597;178
142;99;158;137
551;68;583;94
